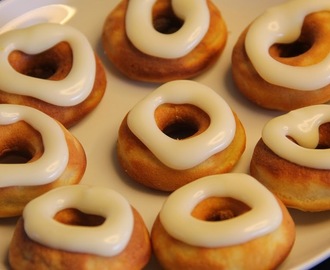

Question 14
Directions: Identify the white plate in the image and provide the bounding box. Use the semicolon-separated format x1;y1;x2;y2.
0;0;329;269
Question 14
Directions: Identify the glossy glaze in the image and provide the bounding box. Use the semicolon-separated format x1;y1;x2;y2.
0;23;95;106
23;185;134;256
127;80;236;170
262;104;330;169
245;0;330;90
159;173;283;247
125;0;210;58
0;104;68;187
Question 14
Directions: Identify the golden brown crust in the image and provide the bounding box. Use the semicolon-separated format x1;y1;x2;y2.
232;11;330;111
0;121;86;217
2;42;107;128
151;197;295;270
250;137;330;212
117;104;246;191
102;0;227;82
9;207;151;270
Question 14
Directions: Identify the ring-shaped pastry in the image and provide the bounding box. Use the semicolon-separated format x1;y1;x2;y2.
117;80;246;191
9;185;152;270
0;104;86;217
232;0;330;111
23;185;134;256
102;0;227;82
251;104;330;211
0;23;107;127
151;173;295;269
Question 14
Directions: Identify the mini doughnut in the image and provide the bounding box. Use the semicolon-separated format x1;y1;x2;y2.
0;104;86;217
151;173;295;270
117;80;246;191
250;105;330;212
232;0;330;111
0;23;107;128
102;0;227;82
9;185;151;270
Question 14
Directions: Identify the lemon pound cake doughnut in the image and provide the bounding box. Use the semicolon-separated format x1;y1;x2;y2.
151;173;295;270
117;80;246;191
0;23;106;128
102;0;227;83
9;185;151;270
232;0;330;111
251;105;330;212
0;104;86;218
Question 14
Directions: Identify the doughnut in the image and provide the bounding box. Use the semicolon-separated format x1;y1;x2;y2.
0;104;86;218
102;0;227;83
8;185;151;270
0;23;107;128
232;0;330;111
117;80;246;191
151;173;295;269
250;105;330;212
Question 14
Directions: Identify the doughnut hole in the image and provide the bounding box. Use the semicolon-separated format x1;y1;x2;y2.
0;121;43;164
152;0;183;34
191;197;251;222
8;41;73;80
54;208;106;227
155;103;210;140
269;39;312;58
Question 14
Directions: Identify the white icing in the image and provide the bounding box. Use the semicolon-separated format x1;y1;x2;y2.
245;0;330;90
262;104;330;169
159;173;283;247
125;0;210;58
0;23;95;106
23;185;134;257
0;104;69;187
127;80;236;170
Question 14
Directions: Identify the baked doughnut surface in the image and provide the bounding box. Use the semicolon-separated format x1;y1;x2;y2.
251;105;330;212
9;185;151;270
117;80;246;191
0;104;86;217
151;174;295;270
232;0;330;111
0;23;106;128
102;0;227;82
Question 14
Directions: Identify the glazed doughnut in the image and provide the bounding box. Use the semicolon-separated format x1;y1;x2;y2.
102;0;227;83
117;80;246;191
8;185;151;270
250;105;330;212
0;104;86;218
232;0;330;111
0;23;106;128
151;173;295;270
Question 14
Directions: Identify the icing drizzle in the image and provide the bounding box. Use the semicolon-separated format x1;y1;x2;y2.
0;104;69;187
245;0;330;90
127;80;236;170
125;0;210;58
262;104;330;169
23;185;134;257
0;23;95;106
159;173;283;247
